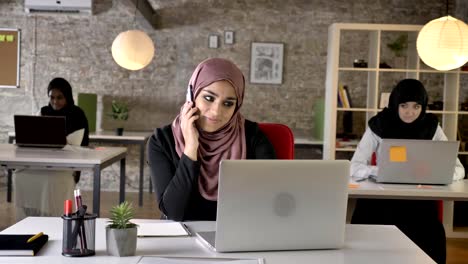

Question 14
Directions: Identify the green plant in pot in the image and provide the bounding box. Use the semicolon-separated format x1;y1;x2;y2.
110;100;128;136
106;201;138;256
387;34;408;57
379;34;408;68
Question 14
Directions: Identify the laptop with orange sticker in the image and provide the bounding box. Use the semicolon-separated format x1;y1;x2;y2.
376;139;458;185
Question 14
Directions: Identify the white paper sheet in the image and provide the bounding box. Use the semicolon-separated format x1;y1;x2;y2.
66;128;84;146
138;256;263;264
137;222;191;237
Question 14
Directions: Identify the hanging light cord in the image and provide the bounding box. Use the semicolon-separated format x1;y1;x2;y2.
133;0;139;26
446;0;448;16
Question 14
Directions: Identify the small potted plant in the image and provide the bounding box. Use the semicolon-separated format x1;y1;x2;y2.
386;34;408;68
387;34;408;57
106;201;138;256
110;100;129;135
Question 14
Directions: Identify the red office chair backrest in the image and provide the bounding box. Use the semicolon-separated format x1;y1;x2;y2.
258;123;294;159
372;152;443;222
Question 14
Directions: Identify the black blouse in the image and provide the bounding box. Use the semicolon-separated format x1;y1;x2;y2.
147;119;276;221
40;104;89;146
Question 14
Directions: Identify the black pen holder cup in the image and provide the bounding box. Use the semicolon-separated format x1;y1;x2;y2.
61;213;97;257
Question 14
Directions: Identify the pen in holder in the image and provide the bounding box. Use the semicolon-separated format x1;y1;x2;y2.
62;205;97;257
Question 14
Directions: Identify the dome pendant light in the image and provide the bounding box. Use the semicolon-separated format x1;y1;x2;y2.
112;30;155;71
416;2;468;71
111;0;155;71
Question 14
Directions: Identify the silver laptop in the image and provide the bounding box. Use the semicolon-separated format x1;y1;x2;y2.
376;139;459;185
196;160;350;252
14;115;67;148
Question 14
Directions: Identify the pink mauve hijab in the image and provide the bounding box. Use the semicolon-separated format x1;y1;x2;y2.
172;58;247;201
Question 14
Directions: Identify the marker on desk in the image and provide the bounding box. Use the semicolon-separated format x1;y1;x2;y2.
78;205;88;250
27;232;44;243
64;200;73;249
74;190;87;250
74;189;82;210
64;199;73;216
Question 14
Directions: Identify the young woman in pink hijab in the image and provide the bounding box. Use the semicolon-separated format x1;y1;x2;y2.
147;58;276;221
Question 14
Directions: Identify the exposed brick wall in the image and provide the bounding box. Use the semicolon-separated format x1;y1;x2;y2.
0;0;463;191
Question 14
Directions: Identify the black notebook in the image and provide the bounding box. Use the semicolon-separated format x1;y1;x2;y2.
0;234;49;256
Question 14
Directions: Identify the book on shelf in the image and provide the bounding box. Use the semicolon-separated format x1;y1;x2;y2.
343;85;352;107
0;234;49;256
338;83;351;108
336;139;359;148
337;90;343;107
380;92;390;108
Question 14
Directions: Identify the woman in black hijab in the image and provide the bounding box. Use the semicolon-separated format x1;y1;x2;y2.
41;77;89;147
350;79;465;264
41;77;89;183
15;78;90;220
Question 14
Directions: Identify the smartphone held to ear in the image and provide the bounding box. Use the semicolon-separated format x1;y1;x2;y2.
185;85;192;102
186;85;195;107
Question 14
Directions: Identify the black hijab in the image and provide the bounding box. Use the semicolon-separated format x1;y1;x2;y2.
368;79;438;139
40;77;89;146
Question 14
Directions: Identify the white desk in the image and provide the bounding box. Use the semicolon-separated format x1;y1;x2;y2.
349;179;468;200
87;131;152;207
0;144;126;216
8;130;152;207
0;217;435;264
348;179;468;238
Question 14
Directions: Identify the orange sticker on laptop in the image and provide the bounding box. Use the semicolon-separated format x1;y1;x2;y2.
389;146;407;162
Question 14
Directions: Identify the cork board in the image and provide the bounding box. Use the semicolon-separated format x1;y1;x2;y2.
0;28;20;88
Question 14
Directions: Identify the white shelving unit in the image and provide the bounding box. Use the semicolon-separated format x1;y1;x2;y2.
323;23;468;238
324;23;468;159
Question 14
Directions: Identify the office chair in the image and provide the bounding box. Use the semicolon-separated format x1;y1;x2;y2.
258;123;294;160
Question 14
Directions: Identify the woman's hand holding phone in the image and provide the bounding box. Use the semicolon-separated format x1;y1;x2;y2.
181;100;199;161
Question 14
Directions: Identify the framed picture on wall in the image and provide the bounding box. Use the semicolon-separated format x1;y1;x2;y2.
208;35;219;49
250;42;284;84
224;31;234;44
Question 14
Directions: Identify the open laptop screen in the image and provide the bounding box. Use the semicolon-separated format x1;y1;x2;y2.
14;115;67;148
377;139;458;185
197;160;350;252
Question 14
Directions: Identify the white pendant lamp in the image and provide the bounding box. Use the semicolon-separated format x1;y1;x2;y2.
111;29;155;71
416;15;468;71
111;0;155;71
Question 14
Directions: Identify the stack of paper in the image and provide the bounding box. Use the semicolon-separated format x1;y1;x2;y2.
138;256;263;264
137;222;191;237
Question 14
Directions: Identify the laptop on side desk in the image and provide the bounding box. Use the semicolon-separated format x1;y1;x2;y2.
14;115;67;148
376;139;459;185
196;160;350;252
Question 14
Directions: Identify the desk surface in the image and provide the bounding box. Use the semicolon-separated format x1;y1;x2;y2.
349;179;468;200
90;131;152;141
9;131;319;145
0;217;434;264
8;131;152;141
6;130;151;207
0;144;126;166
